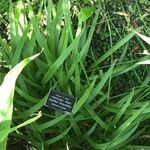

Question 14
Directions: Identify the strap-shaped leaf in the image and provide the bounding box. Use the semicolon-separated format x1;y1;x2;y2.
0;52;41;149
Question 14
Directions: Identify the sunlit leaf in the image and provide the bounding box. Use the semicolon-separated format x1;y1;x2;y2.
78;7;96;22
135;31;150;45
0;53;40;149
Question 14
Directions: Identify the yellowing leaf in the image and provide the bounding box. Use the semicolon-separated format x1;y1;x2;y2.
135;31;150;45
115;12;129;17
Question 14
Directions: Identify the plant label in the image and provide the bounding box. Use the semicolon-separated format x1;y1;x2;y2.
45;90;76;115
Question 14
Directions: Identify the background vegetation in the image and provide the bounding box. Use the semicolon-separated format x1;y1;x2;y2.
0;0;150;149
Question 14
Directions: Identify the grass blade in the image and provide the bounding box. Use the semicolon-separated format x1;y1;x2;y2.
90;31;136;68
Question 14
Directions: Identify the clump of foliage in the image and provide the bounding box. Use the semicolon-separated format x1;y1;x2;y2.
0;0;150;150
0;0;9;14
0;0;9;38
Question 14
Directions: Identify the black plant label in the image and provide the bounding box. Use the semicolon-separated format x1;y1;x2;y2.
45;90;76;115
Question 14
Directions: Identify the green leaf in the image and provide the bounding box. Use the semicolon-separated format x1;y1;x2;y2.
90;31;136;68
36;114;67;131
72;76;97;115
78;7;96;22
44;125;72;145
0;52;40;149
112;89;134;125
41;29;85;84
0;112;42;143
